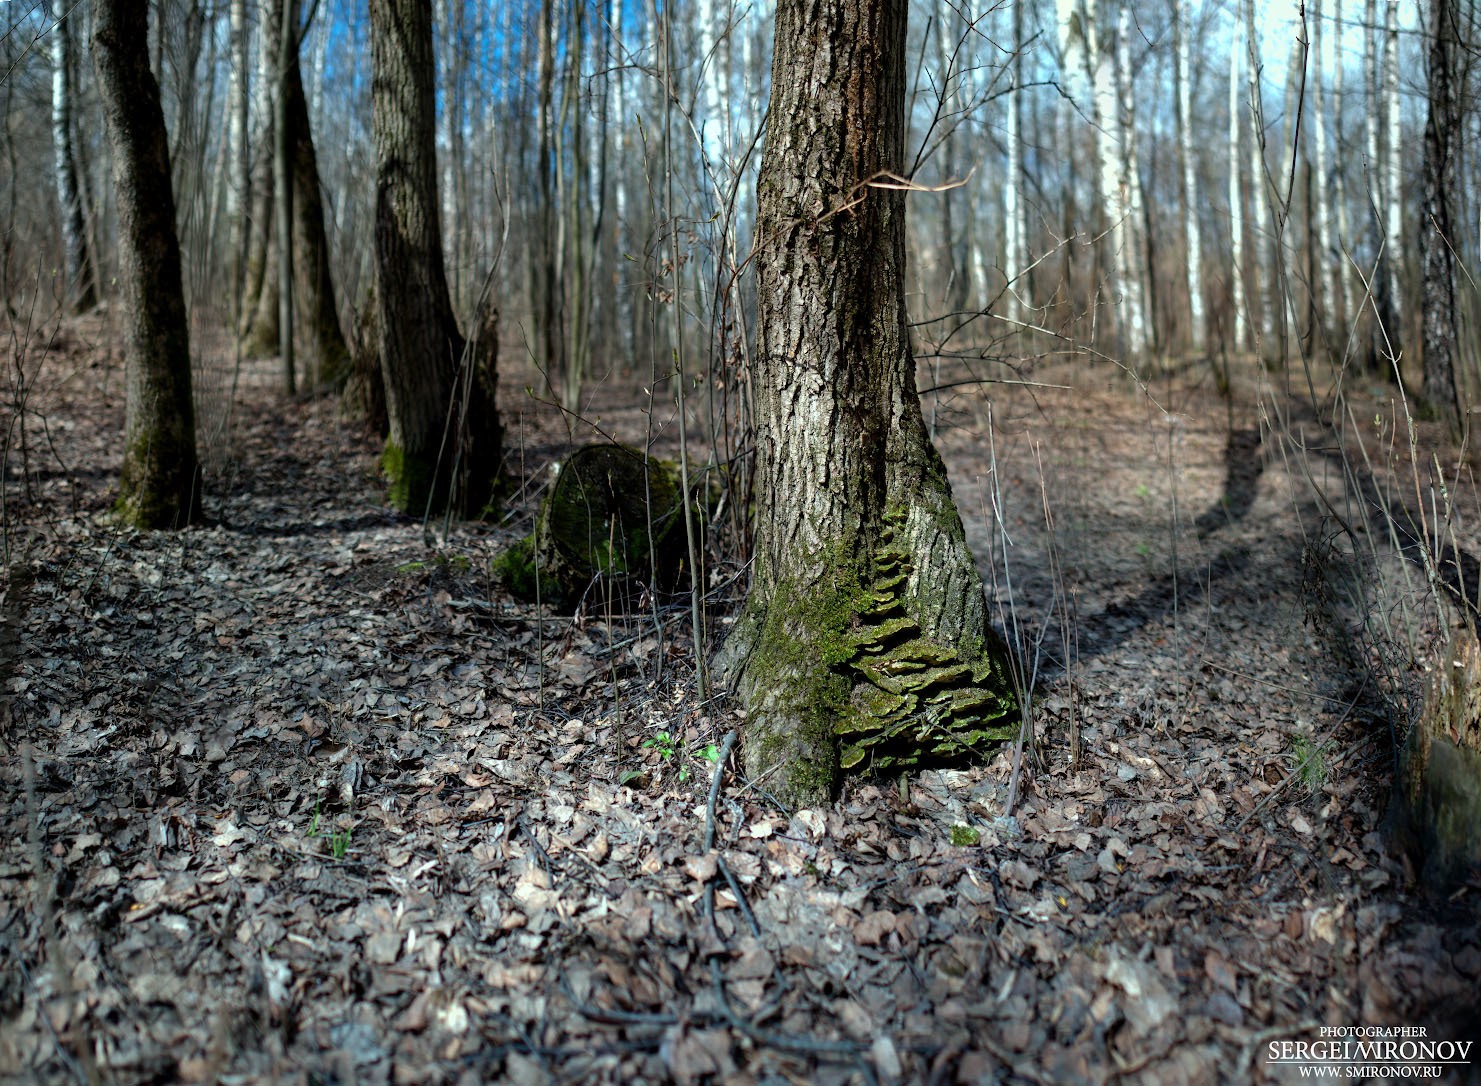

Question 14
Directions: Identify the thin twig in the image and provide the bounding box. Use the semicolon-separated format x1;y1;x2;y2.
704;730;738;853
717;854;761;937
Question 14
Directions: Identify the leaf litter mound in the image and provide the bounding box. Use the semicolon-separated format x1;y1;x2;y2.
0;323;1478;1084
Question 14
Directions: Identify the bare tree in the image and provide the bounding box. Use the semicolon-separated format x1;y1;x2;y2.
369;0;501;516
50;6;97;314
1421;0;1463;434
93;0;202;528
1229;2;1247;351
1175;0;1202;350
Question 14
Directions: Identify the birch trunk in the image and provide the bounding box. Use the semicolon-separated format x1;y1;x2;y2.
1116;2;1150;354
1310;0;1335;340
1245;0;1275;354
50;8;98;314
1332;0;1353;334
1379;0;1403;362
1004;0;1025;323
1175;0;1201;350
1229;11;1247;351
227;0;249;321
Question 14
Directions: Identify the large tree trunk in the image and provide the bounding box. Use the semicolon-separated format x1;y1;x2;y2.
718;0;1017;808
50;8;98;314
369;0;500;517
1420;0;1462;435
93;0;202;529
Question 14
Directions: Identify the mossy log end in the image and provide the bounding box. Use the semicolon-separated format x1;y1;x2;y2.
494;444;688;609
1391;626;1481;893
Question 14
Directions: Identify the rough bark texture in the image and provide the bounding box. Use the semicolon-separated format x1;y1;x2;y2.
284;6;351;389
93;0;202;529
1420;0;1462;436
719;0;1016;807
240;0;281;353
51;10;97;314
369;0;500;517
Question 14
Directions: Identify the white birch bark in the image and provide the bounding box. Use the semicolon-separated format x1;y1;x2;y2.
1245;0;1275;351
1176;0;1203;349
1332;0;1353;330
1120;4;1151;350
1365;0;1379;198
1229;7;1247;350
1004;0;1024;322
1310;0;1335;327
1276;25;1304;352
1382;0;1402;319
1099;1;1146;356
227;0;249;314
1057;0;1090;297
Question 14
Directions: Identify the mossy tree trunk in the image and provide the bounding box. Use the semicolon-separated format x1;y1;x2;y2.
369;0;501;517
93;0;202;529
717;0;1017;807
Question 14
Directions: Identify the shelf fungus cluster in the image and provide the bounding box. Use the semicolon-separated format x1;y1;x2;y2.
835;511;1018;771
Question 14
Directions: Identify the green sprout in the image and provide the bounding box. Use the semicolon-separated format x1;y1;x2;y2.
1290;733;1329;795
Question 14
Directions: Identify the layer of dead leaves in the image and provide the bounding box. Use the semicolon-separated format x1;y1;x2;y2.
0;316;1477;1084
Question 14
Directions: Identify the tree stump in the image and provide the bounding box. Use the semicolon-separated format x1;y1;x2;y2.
496;444;687;609
1392;625;1481;892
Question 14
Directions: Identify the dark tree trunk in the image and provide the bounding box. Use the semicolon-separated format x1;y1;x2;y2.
369;0;500;517
93;0;202;529
51;10;97;314
718;0;1017;807
1421;0;1463;436
284;0;350;389
240;0;280;353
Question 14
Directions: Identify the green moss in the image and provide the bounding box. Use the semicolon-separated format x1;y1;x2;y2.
949;823;981;847
491;535;538;598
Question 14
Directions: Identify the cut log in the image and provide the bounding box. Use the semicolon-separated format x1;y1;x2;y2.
495;444;688;609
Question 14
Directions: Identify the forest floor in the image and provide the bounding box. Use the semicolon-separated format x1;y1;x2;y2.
0;308;1478;1085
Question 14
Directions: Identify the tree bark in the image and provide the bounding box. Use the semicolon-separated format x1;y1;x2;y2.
719;0;1017;807
1378;0;1404;365
1175;0;1201;350
1421;0;1462;435
93;0;202;529
227;0;250;322
369;0;501;517
275;0;297;395
1309;0;1335;346
240;0;280;352
50;8;98;314
1228;6;1247;351
283;0;351;389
